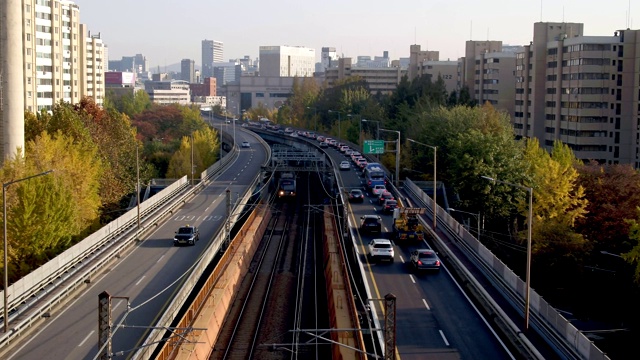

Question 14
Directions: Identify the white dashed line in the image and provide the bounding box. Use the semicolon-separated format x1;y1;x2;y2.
78;330;94;347
439;330;450;346
112;299;123;310
135;275;146;286
156;255;165;263
409;274;416;284
398;255;405;263
422;298;431;310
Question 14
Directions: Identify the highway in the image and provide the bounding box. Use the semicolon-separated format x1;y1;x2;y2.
324;143;515;360
6;127;268;360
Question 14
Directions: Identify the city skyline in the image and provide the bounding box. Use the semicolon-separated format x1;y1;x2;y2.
74;0;636;69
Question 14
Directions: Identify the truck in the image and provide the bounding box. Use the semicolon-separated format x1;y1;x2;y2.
392;207;426;242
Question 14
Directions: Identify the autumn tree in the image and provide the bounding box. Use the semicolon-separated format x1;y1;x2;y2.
166;128;219;179
1;131;102;281
576;162;640;254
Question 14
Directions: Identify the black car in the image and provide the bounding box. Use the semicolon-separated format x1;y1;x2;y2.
174;225;200;246
349;189;365;202
410;249;441;272
360;215;382;234
381;199;398;213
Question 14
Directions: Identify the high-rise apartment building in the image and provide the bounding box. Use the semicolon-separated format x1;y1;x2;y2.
259;46;315;77
515;22;640;167
202;39;223;78
181;59;195;83
22;0;83;112
462;41;503;97
79;25;106;106
474;51;517;113
408;45;439;79
325;57;405;95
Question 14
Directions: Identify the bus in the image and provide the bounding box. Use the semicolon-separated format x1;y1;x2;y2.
363;164;386;192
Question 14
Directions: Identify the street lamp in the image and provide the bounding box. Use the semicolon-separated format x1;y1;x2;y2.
361;119;380;141
328;110;344;140
447;208;481;242
407;139;437;229
481;175;533;330
3;169;54;332
379;128;400;187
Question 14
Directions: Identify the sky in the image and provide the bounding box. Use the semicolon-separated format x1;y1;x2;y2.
73;0;637;69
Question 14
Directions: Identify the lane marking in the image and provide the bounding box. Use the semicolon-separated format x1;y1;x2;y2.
78;330;95;347
398;255;405;263
439;330;450;346
135;275;146;286
422;298;431;311
409;274;416;284
112;300;124;310
156;255;165;263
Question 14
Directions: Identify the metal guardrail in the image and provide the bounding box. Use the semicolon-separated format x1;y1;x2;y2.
402;178;610;360
0;143;240;351
132;133;271;359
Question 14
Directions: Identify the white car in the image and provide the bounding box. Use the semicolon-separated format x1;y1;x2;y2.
339;161;350;170
367;238;394;262
241;141;250;148
371;184;386;196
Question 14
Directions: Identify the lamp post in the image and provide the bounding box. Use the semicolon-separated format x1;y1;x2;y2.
481;175;533;330
407;139;437;229
361;119;380;140
379;128;401;187
3;169;54;332
328;110;344;140
447;208;481;242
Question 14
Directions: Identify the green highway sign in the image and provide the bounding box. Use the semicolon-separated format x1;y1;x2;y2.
364;140;385;154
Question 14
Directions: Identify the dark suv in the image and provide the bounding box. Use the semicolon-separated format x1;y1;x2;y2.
174;225;200;246
360;215;382;234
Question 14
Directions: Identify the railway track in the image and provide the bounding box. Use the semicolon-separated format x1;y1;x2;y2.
210;172;333;360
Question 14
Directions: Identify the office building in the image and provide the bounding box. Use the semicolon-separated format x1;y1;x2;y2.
213;62;241;86
325;58;405;95
259;46;315;77
321;47;338;72
181;59;195;83
202;39;223;78
109;54;147;73
144;80;191;105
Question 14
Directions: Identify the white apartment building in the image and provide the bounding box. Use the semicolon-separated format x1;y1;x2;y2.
21;0;104;112
202;39;223;78
259;46;315;77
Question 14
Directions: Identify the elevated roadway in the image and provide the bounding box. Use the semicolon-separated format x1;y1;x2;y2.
4;126;268;360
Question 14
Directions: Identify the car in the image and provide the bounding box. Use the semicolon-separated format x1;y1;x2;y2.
410;249;441;272
371;184;386;197
339;161;351;170
360;215;382;234
348;189;365;202
377;191;394;205
241;141;250;148
367;238;395;262
340;145;350;153
284;127;294;133
350;151;361;161
381;199;398;213
317;136;325;142
345;149;353;156
174;225;200;246
319;142;328;148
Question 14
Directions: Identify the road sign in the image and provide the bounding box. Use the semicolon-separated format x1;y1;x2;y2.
364;140;385;154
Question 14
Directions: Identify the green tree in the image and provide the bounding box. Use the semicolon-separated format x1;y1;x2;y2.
166;128;219;179
625;214;640;283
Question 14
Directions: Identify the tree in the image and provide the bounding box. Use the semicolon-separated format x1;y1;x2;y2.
166;128;219;179
625;215;640;283
1;131;102;281
576;162;640;254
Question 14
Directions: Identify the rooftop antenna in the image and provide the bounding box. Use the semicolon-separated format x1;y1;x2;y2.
540;0;543;22
470;20;473;40
414;26;416;44
627;0;631;28
562;6;565;23
487;27;489;41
